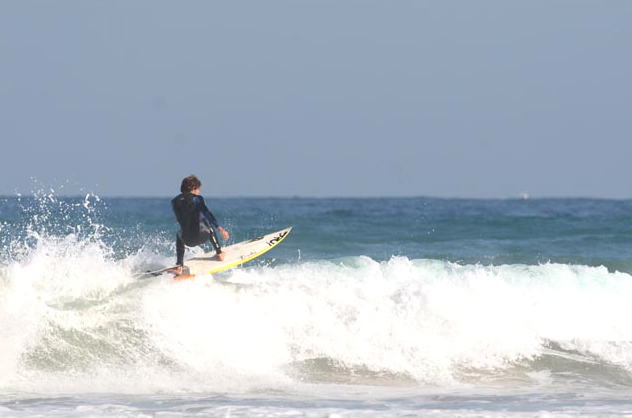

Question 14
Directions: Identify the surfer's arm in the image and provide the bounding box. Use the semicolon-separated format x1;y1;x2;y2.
193;197;229;240
193;196;220;228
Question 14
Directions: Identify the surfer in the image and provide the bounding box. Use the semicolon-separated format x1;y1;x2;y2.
172;175;230;275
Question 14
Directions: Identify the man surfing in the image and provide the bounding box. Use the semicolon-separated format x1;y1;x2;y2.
172;175;230;276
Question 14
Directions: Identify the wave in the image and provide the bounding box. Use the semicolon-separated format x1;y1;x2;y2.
2;227;632;394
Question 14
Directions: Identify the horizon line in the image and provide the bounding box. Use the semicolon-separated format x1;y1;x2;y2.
2;193;631;201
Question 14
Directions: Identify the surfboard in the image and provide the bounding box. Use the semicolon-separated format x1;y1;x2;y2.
141;227;292;280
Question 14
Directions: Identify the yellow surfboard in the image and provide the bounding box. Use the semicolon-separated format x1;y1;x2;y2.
172;227;292;280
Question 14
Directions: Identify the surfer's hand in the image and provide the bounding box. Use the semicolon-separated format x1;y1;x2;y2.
218;227;229;241
217;252;226;261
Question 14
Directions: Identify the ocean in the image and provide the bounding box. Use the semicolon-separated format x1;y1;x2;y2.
2;194;632;417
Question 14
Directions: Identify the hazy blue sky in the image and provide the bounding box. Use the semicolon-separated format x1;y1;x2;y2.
1;1;631;198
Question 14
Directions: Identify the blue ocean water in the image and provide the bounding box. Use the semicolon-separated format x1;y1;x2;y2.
2;194;632;417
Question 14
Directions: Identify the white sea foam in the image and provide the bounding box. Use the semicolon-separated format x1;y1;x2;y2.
3;194;632;417
3;230;632;396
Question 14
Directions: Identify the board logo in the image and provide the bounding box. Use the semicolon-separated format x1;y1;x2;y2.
268;230;288;247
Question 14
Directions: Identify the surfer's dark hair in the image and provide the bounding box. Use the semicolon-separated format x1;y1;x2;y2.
180;175;202;193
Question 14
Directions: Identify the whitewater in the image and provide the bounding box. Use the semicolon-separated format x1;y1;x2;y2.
2;194;632;417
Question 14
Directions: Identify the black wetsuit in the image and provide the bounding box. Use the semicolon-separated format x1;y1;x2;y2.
172;193;222;266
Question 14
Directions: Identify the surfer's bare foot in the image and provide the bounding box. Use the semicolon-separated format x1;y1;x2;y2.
217;252;226;261
165;265;183;275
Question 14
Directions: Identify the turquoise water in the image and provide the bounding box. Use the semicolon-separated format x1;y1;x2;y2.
2;194;632;417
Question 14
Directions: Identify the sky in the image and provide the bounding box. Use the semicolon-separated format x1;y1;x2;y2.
1;0;631;198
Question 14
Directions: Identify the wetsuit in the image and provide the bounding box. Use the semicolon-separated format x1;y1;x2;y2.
172;193;222;266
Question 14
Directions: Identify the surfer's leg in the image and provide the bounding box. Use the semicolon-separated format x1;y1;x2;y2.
209;229;224;260
176;232;185;267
